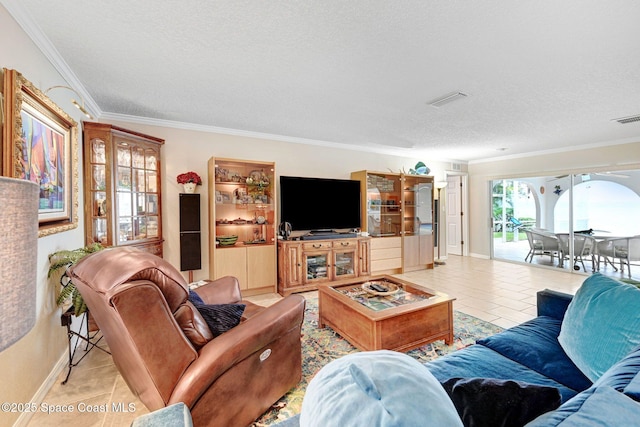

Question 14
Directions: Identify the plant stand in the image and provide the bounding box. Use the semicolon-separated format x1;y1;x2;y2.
60;307;110;385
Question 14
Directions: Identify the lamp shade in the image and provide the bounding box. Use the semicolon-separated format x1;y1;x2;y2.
0;177;38;351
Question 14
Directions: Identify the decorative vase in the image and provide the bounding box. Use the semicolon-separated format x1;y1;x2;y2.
183;183;197;193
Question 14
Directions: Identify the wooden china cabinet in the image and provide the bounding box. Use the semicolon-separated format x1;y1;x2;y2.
82;122;165;256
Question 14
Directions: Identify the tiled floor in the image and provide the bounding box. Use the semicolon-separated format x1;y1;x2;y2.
26;255;589;426
396;255;586;329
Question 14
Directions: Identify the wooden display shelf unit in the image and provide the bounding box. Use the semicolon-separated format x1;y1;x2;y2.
208;157;277;295
351;170;434;274
277;236;371;296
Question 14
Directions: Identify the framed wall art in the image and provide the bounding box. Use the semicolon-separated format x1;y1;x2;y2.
2;68;79;237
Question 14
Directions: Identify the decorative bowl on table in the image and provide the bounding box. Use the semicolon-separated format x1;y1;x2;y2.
216;235;238;246
362;281;400;296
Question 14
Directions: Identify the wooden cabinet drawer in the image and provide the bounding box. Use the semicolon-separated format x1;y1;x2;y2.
372;247;402;260
302;241;332;250
372;257;402;271
332;239;357;249
371;236;402;250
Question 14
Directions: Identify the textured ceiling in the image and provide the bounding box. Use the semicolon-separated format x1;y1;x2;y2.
4;0;640;162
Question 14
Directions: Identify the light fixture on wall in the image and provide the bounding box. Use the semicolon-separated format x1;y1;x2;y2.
44;85;94;120
434;181;448;266
0;177;39;351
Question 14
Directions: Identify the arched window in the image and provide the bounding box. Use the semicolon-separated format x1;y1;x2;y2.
554;180;640;236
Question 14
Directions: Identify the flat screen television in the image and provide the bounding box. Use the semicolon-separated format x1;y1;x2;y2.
279;176;361;232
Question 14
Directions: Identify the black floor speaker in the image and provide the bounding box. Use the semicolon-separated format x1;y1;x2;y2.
179;193;201;271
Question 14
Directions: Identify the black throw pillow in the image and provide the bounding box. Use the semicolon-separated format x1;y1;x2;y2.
187;289;245;337
440;377;562;427
193;303;245;337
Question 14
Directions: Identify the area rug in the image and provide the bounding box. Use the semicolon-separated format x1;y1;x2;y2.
253;295;504;426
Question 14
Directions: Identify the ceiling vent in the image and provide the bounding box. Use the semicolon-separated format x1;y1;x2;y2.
428;92;468;108
612;114;640;124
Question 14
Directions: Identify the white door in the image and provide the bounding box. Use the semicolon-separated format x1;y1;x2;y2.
446;176;463;256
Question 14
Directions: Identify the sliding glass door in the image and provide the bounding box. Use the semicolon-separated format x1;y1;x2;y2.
491;170;640;279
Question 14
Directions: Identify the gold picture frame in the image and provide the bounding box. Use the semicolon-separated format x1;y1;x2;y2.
2;68;79;237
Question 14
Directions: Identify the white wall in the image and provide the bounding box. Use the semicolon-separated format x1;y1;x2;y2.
467;142;640;258
0;5;87;426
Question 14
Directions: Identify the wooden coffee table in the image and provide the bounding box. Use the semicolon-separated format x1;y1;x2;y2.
318;275;455;352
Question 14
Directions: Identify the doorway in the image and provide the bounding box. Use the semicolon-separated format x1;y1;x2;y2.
490;170;640;280
441;174;469;259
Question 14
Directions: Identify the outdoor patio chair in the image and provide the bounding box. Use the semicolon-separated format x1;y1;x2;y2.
556;233;597;271
601;236;640;279
596;236;628;274
524;230;560;264
510;217;524;231
627;236;640;279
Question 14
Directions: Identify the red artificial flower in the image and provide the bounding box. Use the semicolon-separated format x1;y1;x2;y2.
177;171;202;185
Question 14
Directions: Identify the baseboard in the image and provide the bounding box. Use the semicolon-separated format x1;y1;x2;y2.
470;252;490;259
14;350;68;427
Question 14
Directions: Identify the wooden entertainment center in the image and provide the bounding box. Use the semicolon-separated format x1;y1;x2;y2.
277;236;371;296
203;159;434;297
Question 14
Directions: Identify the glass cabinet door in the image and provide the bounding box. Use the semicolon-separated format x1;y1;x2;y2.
305;252;329;282
366;173;401;237
88;138;109;244
114;139;161;243
403;176;433;236
334;249;357;278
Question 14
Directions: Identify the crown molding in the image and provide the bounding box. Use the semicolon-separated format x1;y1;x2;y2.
99;111;463;161
1;0;102;117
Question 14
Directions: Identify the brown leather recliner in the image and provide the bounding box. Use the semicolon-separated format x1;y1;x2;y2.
68;247;305;427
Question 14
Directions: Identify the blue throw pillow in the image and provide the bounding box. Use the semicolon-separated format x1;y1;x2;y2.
188;289;205;305
525;386;640;426
558;273;640;381
300;350;462;427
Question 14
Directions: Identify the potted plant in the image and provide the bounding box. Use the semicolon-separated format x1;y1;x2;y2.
177;171;202;193
48;243;104;316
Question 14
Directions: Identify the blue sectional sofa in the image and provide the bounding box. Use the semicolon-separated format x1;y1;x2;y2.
280;273;640;426
426;273;640;425
426;288;591;403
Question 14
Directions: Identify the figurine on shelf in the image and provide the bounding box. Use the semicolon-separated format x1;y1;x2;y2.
96;198;107;216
